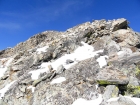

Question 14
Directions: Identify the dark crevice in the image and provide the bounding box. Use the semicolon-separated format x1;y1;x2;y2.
135;44;140;49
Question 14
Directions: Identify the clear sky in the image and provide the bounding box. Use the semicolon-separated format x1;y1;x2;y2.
0;0;140;50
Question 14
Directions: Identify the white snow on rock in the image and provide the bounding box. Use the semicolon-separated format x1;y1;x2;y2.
96;55;108;68
95;84;99;90
130;97;140;105
72;93;140;105
0;81;16;99
117;51;125;56
41;42;103;70
0;58;13;78
107;96;140;105
0;68;7;78
36;46;49;54
29;42;104;80
29;69;47;80
72;94;103;105
50;77;66;85
27;86;35;93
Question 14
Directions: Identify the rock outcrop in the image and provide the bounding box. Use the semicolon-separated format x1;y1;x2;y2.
0;18;140;105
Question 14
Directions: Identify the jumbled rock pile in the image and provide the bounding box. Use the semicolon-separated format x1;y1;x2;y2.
0;18;140;105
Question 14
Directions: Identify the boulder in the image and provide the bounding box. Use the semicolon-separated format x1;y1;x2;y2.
103;85;119;101
66;59;74;64
96;67;129;85
112;29;140;47
56;65;65;74
118;96;136;105
107;96;136;105
19;85;26;93
109;52;140;72
32;72;55;87
106;40;120;56
111;18;128;31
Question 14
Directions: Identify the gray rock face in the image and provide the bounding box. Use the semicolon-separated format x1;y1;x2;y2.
111;18;128;31
0;31;62;58
96;67;129;85
103;85;119;101
112;29;140;47
66;59;74;64
118;96;136;105
0;18;140;105
56;65;65;74
109;52;140;72
106;40;120;56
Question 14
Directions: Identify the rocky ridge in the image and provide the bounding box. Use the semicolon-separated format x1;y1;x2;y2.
0;18;140;105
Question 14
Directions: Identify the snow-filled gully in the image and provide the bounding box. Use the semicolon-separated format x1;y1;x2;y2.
29;41;108;80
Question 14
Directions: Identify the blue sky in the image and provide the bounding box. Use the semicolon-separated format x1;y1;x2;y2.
0;0;140;50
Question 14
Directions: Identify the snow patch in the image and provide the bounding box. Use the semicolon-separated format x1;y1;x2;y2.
0;68;7;79
117;51;124;56
41;41;103;70
107;96;140;105
130;97;140;105
27;86;35;93
36;46;49;54
95;84;98;90
61;34;66;37
0;81;16;99
107;97;119;102
29;42;104;80
0;58;13;78
5;58;13;67
29;69;48;80
50;77;66;85
72;94;102;105
96;55;108;68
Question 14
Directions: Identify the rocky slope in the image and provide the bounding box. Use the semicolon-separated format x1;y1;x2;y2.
0;18;140;105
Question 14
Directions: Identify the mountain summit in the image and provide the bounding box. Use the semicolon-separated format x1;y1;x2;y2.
0;18;140;105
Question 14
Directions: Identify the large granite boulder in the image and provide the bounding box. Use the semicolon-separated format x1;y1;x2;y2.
112;29;140;47
96;67;129;85
111;18;128;31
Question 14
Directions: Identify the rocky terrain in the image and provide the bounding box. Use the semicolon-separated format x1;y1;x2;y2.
0;18;140;105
